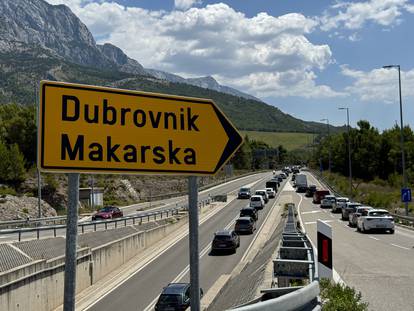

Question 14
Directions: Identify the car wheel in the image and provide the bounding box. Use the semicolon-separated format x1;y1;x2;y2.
362;224;367;233
390;229;395;234
357;225;361;232
341;213;345;220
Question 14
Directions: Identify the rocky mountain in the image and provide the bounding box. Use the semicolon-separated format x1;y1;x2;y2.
0;0;262;101
0;0;339;134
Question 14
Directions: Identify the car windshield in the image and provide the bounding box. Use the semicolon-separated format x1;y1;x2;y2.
158;294;181;304
99;207;114;212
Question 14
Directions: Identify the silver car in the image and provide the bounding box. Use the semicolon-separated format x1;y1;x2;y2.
348;206;372;227
357;209;394;233
320;195;336;209
332;197;349;213
342;202;362;220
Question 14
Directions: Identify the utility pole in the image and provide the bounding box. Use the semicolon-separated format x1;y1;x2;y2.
383;65;409;216
339;108;352;197
320;118;331;173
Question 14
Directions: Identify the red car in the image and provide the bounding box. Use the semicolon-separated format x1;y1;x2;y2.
92;206;123;220
312;190;330;204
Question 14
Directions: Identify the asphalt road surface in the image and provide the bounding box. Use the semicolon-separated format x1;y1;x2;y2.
86;172;287;311
297;171;414;311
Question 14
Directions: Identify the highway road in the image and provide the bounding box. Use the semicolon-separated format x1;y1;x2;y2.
84;172;286;311
0;172;271;242
296;171;414;311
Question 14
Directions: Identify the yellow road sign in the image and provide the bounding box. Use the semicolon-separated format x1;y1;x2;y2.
38;81;243;175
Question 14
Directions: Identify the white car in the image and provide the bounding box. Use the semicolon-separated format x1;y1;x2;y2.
332;197;349;213
249;195;265;210
265;187;276;199
320;195;336;208
357;209;394;233
255;189;269;203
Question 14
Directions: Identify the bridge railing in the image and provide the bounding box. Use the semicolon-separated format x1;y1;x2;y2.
0;197;215;241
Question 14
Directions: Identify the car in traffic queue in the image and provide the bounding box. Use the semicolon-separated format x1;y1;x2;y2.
155;283;203;311
305;185;317;197
265;187;276;198
312;190;330;204
249;195;265;210
266;180;278;192
357;209;395;234
349;206;373;227
237;187;251;199
276;175;283;183
332;197;349;213
240;206;258;221
92;206;123;220
280;173;287;179
320;195;336;209
255;189;269;203
235;217;256;234
211;230;240;253
342;202;363;220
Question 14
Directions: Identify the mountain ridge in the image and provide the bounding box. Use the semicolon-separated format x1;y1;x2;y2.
0;0;340;134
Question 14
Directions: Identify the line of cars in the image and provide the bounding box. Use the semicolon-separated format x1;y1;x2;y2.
211;179;280;254
155;176;281;310
304;185;395;234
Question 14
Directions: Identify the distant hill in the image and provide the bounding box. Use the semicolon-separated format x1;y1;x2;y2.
0;0;340;134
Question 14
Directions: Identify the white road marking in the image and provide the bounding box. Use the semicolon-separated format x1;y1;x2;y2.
391;243;410;250
301;210;321;215
369;236;380;241
305;220;334;225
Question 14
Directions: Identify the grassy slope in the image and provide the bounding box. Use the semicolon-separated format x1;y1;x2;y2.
242;131;314;151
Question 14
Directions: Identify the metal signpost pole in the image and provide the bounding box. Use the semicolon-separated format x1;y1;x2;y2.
188;176;200;311
63;173;79;311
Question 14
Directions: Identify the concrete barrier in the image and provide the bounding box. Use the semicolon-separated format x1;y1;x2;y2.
0;215;188;311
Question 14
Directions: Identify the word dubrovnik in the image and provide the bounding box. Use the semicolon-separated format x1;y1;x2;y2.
60;95;197;166
62;95;200;131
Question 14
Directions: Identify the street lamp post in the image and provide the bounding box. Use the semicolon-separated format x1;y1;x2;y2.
339;108;352;197
320;118;331;173
383;65;409;216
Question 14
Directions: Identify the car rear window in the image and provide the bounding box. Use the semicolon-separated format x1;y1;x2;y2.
369;211;389;216
158;294;181;304
251;197;260;201
241;209;253;214
240;188;249;192
237;219;251;225
214;234;231;240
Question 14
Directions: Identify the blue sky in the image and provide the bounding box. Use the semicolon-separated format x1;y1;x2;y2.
46;0;414;131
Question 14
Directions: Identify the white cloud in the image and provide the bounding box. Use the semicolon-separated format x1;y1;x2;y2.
320;0;414;31
341;65;414;102
174;0;201;10
220;71;346;99
44;1;339;99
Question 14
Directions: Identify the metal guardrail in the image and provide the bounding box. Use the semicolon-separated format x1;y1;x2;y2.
308;168;414;227
0;215;69;229
0;170;265;229
232;203;320;311
0;197;215;241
